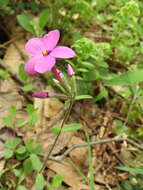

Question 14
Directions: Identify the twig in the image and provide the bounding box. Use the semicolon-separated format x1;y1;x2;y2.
52;137;143;161
0;59;23;85
106;86;128;102
0;24;26;61
0;34;24;48
106;184;112;190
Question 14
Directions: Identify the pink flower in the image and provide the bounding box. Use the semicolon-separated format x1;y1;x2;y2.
32;92;51;98
67;64;75;76
25;30;76;75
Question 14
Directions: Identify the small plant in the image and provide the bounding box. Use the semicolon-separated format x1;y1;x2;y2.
0;138;42;190
47;174;64;190
117;165;143;190
24;30;92;176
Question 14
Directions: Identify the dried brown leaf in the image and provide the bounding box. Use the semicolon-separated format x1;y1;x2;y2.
68;136;87;166
48;161;84;188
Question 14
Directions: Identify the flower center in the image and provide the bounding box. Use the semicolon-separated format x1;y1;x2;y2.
42;50;48;56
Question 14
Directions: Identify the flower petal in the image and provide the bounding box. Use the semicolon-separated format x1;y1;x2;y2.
25;57;37;75
35;55;56;73
43;30;60;51
50;46;76;58
25;38;46;56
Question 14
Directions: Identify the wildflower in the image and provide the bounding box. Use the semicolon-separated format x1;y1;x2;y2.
32;92;51;98
25;30;76;75
67;64;75;76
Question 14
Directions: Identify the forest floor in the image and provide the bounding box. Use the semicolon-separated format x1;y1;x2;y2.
0;15;142;190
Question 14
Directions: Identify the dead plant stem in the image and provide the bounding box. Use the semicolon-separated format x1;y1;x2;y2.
57;137;143;160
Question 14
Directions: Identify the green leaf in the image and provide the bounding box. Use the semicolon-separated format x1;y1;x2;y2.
2;117;13;126
92;89;108;102
16;146;26;154
39;8;49;28
26;104;39;128
0;0;9;6
16;152;28;161
35;173;45;190
0;70;9;80
9;106;17;117
30;154;42;171
26;139;42;154
5;138;21;150
16;119;26;127
113;120;123;135
26;104;36;114
17;14;34;33
83;70;100;81
116;166;143;175
105;70;143;86
18;64;28;82
23;158;33;174
16;185;27;190
4;149;13;159
77;68;89;73
122;181;133;190
2;106;16;126
52;174;64;188
13;169;22;177
22;84;33;92
75;95;93;100
51;123;82;134
80;61;95;69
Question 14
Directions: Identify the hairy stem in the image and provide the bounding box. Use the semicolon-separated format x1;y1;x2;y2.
39;96;74;173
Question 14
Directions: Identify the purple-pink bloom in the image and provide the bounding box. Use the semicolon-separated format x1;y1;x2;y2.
32;92;51;98
67;64;75;76
52;67;63;81
25;30;76;75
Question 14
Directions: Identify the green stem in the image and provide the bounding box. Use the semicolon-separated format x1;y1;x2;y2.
39;96;74;173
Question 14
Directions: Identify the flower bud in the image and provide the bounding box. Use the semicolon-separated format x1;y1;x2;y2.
32;92;51;98
67;64;75;76
52;67;63;81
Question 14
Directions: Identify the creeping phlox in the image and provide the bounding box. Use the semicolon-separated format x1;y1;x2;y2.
24;29;76;98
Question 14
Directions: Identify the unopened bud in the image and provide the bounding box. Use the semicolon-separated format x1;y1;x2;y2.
67;64;75;76
52;67;63;81
32;92;51;98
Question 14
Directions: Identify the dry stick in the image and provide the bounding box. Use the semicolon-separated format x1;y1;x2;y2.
0;34;24;48
0;24;27;61
0;59;24;85
53;137;143;161
39;96;75;173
